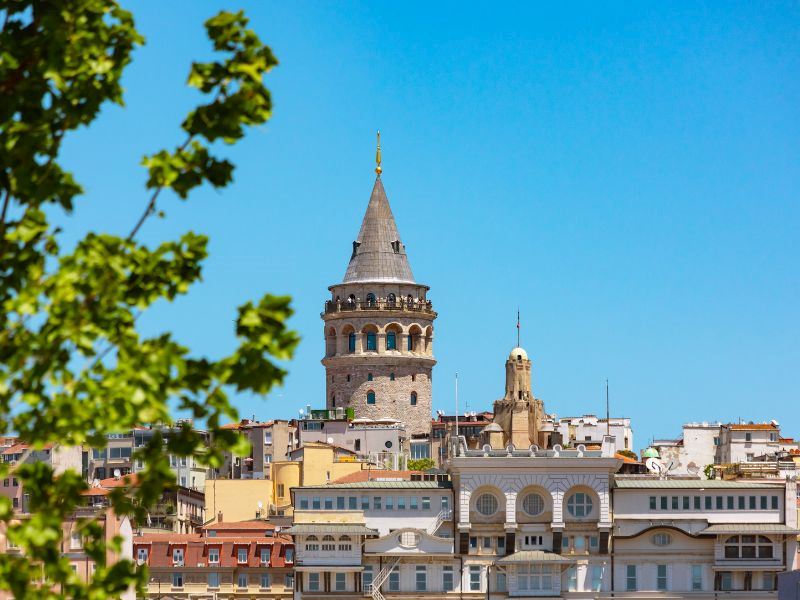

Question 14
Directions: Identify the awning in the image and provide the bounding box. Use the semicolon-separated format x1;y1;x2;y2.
282;524;378;535
700;524;800;535
711;564;784;572
496;551;575;564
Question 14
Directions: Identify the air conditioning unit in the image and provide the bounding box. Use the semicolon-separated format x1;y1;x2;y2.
197;562;205;568
173;560;184;567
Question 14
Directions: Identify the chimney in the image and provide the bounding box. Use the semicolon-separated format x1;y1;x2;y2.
217;510;223;523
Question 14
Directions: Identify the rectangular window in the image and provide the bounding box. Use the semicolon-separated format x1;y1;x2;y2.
137;547;148;563
277;483;285;498
691;565;703;591
374;496;381;510
308;573;320;592
312;497;321;510
260;573;271;589
285;547;294;563
745;432;752;442
694;496;701;509
398;496;406;510
497;536;506;554
660;496;667;510
656;564;667;591
172;548;184;564
496;571;506;592
324;497;333;510
172;573;184;588
482;537;492;549
626;565;637;591
671;496;679;510
237;547;247;563
683;496;690;509
591;566;603;592
649;496;656;509
469;536;477;549
388;568;400;592
771;496;778;509
410;496;419;510
335;572;346;591
349;334;356;352
749;496;756;509
705;496;712;510
469;566;481;591
727;496;734;510
337;496;345;510
349;496;357;510
70;531;82;549
715;496;723;509
366;332;377;351
517;564;552;591
362;496;370;510
208;572;219;588
762;572;775;591
760;496;767;510
260;547;270;564
208;548;219;563
738;496;745;509
422;496;431;510
442;566;454;591
362;567;373;590
386;496;394;510
720;571;732;591
416;566;427;591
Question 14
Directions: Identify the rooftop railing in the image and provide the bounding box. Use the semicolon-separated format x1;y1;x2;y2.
323;298;434;316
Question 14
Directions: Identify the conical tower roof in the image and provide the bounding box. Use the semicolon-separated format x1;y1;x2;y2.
342;177;416;284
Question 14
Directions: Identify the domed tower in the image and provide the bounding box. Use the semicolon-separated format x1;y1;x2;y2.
321;135;436;436
492;347;546;448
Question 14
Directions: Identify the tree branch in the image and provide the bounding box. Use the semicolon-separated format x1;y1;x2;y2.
128;137;192;241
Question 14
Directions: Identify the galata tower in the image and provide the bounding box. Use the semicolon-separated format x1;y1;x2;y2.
321;135;436;436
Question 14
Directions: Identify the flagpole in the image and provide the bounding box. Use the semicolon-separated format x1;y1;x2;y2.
454;372;459;452
516;308;520;347
606;379;610;437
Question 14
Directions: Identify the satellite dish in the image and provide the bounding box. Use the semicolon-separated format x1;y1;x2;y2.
327;436;334;445
687;463;700;475
646;457;663;474
113;468;121;478
257;501;263;509
665;459;678;472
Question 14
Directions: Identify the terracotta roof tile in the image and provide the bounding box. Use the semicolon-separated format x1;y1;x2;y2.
202;520;275;531
330;470;421;484
728;424;778;430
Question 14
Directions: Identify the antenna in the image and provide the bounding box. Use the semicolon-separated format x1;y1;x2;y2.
375;131;382;175
454;372;459;444
516;308;520;348
605;379;610;437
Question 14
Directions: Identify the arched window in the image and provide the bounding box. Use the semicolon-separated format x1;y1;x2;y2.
338;535;352;552
407;294;413;306
389;372;395;381
386;332;397;350
347;294;356;306
407;334;414;351
566;492;593;518
387;293;396;307
348;333;356;352
724;535;773;559
366;332;377;351
305;535;319;551
367;373;373;381
366;293;376;307
367;391;376;405
410;392;417;406
475;493;499;516
321;535;336;551
522;493;545;516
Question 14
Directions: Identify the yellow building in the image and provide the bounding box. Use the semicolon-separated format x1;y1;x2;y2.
205;479;273;523
271;442;374;516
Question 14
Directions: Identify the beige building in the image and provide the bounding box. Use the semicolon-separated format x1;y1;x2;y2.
321;151;436;438
218;419;295;480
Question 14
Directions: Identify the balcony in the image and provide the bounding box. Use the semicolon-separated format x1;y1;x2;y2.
323;298;435;317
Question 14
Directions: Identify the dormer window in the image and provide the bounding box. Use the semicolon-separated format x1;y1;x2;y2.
391;240;401;253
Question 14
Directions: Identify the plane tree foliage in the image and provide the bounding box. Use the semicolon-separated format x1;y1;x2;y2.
0;1;297;597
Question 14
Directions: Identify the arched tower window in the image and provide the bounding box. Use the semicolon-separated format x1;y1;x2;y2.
387;293;396;307
367;373;373;381
410;392;417;406
366;293;376;307
389;373;395;381
366;332;377;351
386;332;397;350
348;333;356;353
367;391;376;405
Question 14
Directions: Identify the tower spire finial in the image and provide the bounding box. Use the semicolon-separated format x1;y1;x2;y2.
375;130;382;176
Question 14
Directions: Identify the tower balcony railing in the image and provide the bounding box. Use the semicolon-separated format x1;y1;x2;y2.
323;298;435;316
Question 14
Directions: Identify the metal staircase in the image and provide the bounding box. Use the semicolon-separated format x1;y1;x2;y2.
367;556;401;600
427;508;452;536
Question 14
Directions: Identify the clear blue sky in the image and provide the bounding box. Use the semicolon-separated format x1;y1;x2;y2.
59;1;799;449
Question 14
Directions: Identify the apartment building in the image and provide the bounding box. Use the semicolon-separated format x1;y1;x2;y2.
219;419;295;480
135;520;295;598
542;414;634;454
0;442;83;512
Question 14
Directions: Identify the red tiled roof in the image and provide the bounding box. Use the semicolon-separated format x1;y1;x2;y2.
134;533;293;568
728;424;777;430
615;452;640;465
330;470;421;484
1;442;54;454
81;488;111;497
98;473;140;488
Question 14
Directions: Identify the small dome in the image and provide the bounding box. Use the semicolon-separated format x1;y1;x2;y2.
482;423;503;433
642;447;660;459
509;347;528;361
